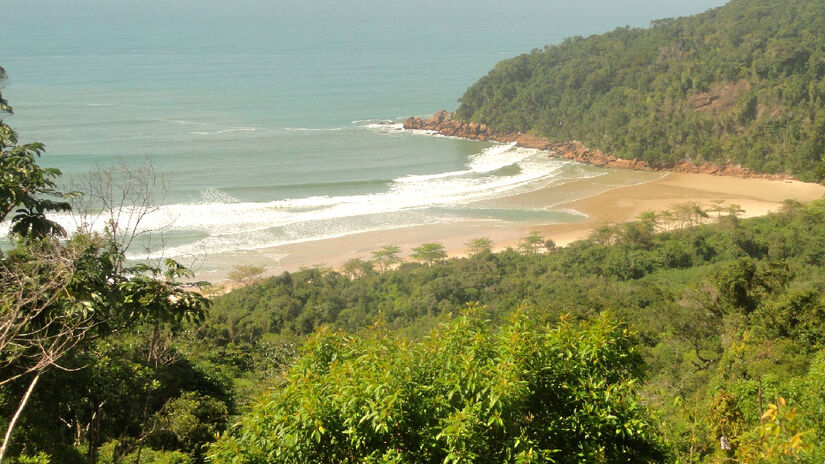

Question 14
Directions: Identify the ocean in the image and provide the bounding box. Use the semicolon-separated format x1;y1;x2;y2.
1;0;726;271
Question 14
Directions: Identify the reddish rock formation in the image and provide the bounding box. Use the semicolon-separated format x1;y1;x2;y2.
689;79;751;116
403;111;792;181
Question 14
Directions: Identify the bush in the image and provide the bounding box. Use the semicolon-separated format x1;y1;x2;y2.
209;306;667;463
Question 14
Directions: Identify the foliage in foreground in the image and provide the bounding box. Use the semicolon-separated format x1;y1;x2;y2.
209;308;666;463
0;66;217;464
204;198;825;463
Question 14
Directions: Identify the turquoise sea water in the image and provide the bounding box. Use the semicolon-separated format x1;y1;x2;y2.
1;0;726;262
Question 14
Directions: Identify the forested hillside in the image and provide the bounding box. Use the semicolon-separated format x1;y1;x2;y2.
201;197;825;463
455;0;825;181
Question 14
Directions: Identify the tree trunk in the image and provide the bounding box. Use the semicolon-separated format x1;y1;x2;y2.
134;322;160;464
757;376;764;422
87;399;102;464
0;372;42;463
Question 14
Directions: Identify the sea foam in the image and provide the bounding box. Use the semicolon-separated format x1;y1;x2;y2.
32;142;573;260
190;127;257;135
283;127;344;132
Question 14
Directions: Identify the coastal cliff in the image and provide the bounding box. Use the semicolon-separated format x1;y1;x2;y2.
404;111;791;180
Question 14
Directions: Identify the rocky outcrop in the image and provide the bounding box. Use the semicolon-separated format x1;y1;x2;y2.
405;110;498;141
689;79;751;116
404;110;792;181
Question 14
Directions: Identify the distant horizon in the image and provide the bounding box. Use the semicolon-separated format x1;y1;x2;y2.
3;0;727;58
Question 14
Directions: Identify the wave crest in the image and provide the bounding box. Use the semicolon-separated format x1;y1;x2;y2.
30;143;579;261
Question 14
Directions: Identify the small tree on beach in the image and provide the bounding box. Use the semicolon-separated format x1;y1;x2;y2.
726;204;745;218
371;245;401;272
708;199;727;218
466;237;494;256
228;264;266;285
637;210;660;233
342;258;373;279
411;243;447;266
672;202;709;228
589;223;621;246
519;230;546;255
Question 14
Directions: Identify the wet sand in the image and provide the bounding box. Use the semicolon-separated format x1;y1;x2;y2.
531;172;825;246
196;170;825;284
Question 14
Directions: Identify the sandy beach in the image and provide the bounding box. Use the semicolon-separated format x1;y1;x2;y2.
197;170;825;284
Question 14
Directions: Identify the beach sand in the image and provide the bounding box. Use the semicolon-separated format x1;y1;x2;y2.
196;170;825;284
529;172;825;246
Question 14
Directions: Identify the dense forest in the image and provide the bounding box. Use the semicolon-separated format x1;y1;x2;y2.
202;197;825;463
455;0;825;181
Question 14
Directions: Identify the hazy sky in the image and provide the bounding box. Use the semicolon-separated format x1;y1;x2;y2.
4;0;728;31
2;0;729;60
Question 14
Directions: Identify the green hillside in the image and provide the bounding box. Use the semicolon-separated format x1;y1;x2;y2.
455;0;825;181
205;200;825;463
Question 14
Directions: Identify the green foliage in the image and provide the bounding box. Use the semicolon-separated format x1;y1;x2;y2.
201;198;825;462
518;230;548;255
209;307;667;463
456;0;825;181
227;264;266;285
0;71;213;464
736;397;814;463
0;68;72;237
371;245;402;272
707;390;745;447
147;392;229;458
466;237;494;255
7;331;234;464
410;242;447;265
98;440;193;464
12;452;50;464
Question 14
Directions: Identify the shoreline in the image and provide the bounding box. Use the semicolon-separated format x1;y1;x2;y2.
404;110;793;181
198;170;825;286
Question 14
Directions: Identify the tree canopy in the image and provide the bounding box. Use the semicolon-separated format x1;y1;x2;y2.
210;307;666;463
0;66;71;237
411;242;447;265
202;199;825;462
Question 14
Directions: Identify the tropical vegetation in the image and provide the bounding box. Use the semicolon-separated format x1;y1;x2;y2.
5;0;825;459
456;0;825;181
